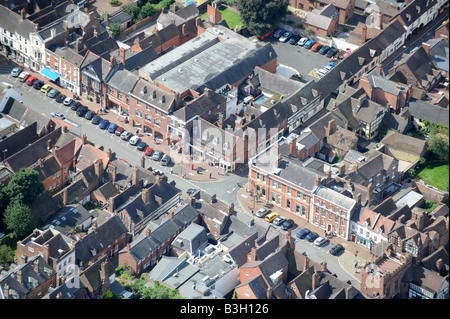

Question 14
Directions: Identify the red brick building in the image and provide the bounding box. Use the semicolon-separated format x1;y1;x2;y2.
290;0;356;24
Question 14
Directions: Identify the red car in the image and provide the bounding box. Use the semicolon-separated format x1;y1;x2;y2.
115;127;124;136
145;147;154;156
311;43;323;52
26;76;37;86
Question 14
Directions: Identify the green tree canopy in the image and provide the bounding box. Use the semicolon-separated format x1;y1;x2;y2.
3;202;35;239
427;125;449;161
3;168;44;207
141;281;182;299
236;0;288;36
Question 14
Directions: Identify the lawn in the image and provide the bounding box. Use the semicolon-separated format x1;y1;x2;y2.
416;162;449;191
200;6;245;30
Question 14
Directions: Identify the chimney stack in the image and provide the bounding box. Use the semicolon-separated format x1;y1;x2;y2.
377;12;383;30
63;188;68;206
362;24;367;43
289;138;297;158
303;256;310;272
82;133;87;145
182;23;187;36
72;156;77;172
95;159;104;179
327;119;336;136
146;228;152;237
312;270;320;289
21;8;26;20
47;139;52;150
421;42;431;55
107;148;112;160
188;196;196;207
248;246;257;262
367;182;374;203
315;175;321;187
119;47;126;65
141;188;150;204
104;12;109;22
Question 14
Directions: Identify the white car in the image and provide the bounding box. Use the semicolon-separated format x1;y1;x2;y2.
317;67;330;76
297;37;309;46
129;135;140;145
63;97;74;106
273;215;286;226
18;71;29;82
51;112;65;120
279;32;292;43
314;236;328;247
120;130;132;140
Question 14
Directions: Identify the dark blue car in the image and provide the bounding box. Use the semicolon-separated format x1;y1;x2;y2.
99;119;110;129
108;123;118;133
296;228;311;239
306;232;319;242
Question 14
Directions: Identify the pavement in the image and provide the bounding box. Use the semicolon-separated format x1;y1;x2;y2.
236;184;373;284
1;53;233;183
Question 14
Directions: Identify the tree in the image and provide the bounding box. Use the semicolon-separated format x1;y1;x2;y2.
3;202;35;239
236;0;289;36
3;168;44;207
109;22;121;38
122;2;140;20
102;289;119;299
141;281;182;299
0;244;15;266
427;125;449;161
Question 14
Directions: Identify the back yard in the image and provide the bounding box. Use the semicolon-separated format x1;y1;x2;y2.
416;161;449;191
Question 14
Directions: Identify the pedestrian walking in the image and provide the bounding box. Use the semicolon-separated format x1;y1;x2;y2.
170;168;174;174
209;173;212;179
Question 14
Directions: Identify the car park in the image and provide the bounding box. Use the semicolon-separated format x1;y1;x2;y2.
318;45;330;55
91;115;102;125
264;212;279;223
51;112;65;120
107;123;118;133
137;141;147;151
326;47;339;58
297;37;308;46
255;207;269;218
85;110;95;120
10;67;22;77
121;131;132;140
317;67;330;77
115;127;124;136
281;219;294;231
40;84;52;93
311;43;323;52
145;146;154;156
129;136;140;145
26;76;38;86
304;40;315;49
296;228;311;239
99;119;110;129
56;93;66;103
273;215;286;226
71;101;81;110
306;232;319;242
329;244;344;256
76;105;88;117
63;97;73;106
327;62;336;68
161;154;170;166
279;31;292;43
152;150;163;161
47;88;59;98
32;79;44;89
18;71;29;82
289;34;300;45
273;28;284;39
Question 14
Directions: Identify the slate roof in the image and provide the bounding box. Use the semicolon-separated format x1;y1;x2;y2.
314;186;356;210
381;131;427;155
106;66;139;93
130;79;177;113
0;121;39;161
173;89;226;122
0;5;37;38
407;99;449;127
253;66;305;97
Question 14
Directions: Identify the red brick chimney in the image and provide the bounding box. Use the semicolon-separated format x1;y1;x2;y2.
95;159;104;180
362;24;368;43
63;188;68;206
289;138;297;158
248;246;257;262
82;133;87;145
421;42;431;55
327;119;336;136
141;188;150;204
119;47;126;65
312;270;320;289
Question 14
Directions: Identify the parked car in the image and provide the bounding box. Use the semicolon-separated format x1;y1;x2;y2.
40;84;52;93
71;101;81;110
121;131;132;141
137;141;147;151
329;244;344;256
18;71;29;82
281;219;294;230
311;43;323;52
91;115;102;125
145;146;154;156
161;154;170;166
265;212;279;223
279;31;292;42
304;40;315;49
314;236;328;247
273;215;286;226
152;150;162;161
255;207;269;218
306;232;319;242
47;88;59;98
26;76;38;86
51;112;65;120
289;34;301;45
76;105;88;117
318;45;331;55
32;79;44;89
63;97;73;106
115;127;124;136
107;123;118;133
317;67;330;77
129;135;140;145
273;28;284;39
296;228;311;239
10;67;22;77
99;119;110;129
297;37;309;46
85;110;95;120
326;47;339;58
56;93;66;103
327;62;337;68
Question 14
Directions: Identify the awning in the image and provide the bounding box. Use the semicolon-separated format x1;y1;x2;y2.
41;66;60;81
